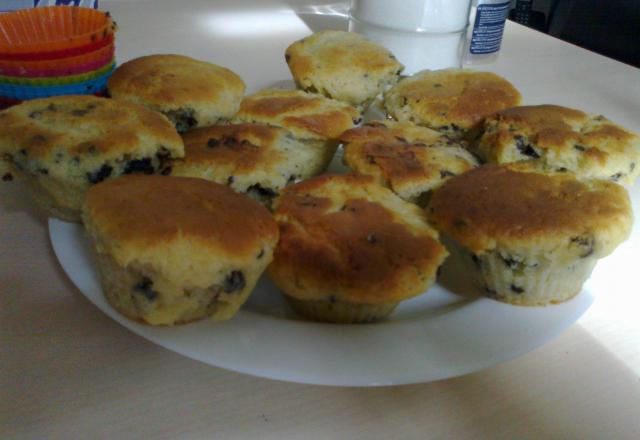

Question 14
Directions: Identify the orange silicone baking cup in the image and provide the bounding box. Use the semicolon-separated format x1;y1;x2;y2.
0;6;116;54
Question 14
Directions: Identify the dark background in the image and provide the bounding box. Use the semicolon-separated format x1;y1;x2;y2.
509;0;640;67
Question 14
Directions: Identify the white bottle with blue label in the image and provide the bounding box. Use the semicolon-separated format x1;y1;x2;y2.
463;0;511;64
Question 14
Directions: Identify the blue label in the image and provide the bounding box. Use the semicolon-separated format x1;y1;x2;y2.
470;1;510;55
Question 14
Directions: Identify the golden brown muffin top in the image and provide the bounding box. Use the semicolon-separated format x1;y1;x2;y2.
285;30;404;106
107;54;245;109
428;164;632;255
341;121;477;201
83;175;278;259
481;105;638;161
0;95;183;162
234;89;360;141
385;69;521;132
271;173;447;303
176;123;286;173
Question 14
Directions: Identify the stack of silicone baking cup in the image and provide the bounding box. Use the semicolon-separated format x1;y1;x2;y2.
0;6;117;109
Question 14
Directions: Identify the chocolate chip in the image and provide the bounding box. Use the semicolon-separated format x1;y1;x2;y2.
257;249;264;259
352;117;362;125
556;167;568;172
87;164;113;183
160;166;172;175
471;254;481;268
38;168;48;175
28;110;42;119
19;149;28;156
134;277;158;301
124;158;154;174
570;235;595;258
574;144;586;152
167;108;198;133
610;172;623;182
510;284;524;294
207;138;220;148
227;175;235;184
223;137;237;146
2;173;13;181
328;295;337;304
155;147;171;165
440;170;455;178
366;233;377;244
247;183;276;198
515;135;540;158
395;136;407;143
433;83;442;88
500;254;519;269
223;271;245;293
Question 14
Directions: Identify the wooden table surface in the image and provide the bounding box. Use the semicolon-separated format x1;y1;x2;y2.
2;1;640;438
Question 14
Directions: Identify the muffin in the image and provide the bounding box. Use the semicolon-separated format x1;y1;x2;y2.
0;95;184;222
285;30;404;108
341;120;477;204
108;54;246;132
268;173;448;323
474;105;640;185
384;69;521;140
168;123;327;206
234;88;361;171
428;164;632;306
82;174;279;325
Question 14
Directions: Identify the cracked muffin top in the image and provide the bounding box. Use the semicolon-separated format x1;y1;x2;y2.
169;123;326;203
0;95;183;182
341;120;477;203
108;54;246;131
234;88;361;141
285;30;404;107
475;104;640;185
384;69;521;139
83;174;279;286
428;164;632;256
268;173;448;304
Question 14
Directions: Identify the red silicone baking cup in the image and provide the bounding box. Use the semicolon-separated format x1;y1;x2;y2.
0;6;116;54
0;48;114;77
0;42;113;71
0;34;113;61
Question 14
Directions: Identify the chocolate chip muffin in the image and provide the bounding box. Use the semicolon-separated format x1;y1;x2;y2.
285;30;404;108
341;120;477;204
428;164;632;306
168;123;327;207
0;95;184;222
234;88;361;172
82;174;279;325
108;54;246;132
384;69;521;140
268;173;448;323
474;105;640;185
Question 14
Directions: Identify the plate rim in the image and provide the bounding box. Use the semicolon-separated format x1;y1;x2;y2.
48;218;594;386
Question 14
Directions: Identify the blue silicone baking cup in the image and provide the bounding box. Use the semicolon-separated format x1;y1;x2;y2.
0;64;114;100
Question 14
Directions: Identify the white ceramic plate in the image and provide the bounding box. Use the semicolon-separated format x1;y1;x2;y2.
49;173;596;385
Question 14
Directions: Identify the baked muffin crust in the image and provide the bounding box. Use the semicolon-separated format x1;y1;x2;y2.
384;69;521;139
475;105;640;184
285;30;404;107
108;54;246;132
